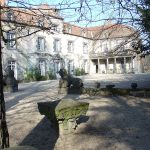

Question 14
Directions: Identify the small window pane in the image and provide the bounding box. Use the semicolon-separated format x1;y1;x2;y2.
7;32;16;49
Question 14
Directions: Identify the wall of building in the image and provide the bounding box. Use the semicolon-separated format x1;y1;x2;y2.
2;19;92;80
1;5;143;80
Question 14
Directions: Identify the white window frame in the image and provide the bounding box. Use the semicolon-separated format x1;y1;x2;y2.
83;42;88;54
7;32;16;49
39;59;46;76
8;60;17;79
54;39;61;52
68;41;74;53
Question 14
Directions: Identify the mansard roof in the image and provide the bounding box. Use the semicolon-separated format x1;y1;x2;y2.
1;4;63;30
64;22;137;40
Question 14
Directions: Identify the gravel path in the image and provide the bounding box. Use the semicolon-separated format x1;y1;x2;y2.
4;77;150;150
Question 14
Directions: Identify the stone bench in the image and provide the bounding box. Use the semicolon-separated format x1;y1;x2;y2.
38;98;89;135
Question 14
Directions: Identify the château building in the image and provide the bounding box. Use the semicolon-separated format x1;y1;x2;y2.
1;1;142;80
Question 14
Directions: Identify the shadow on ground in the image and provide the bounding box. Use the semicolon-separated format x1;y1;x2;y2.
5;80;57;110
12;93;150;150
20;117;59;150
67;96;150;150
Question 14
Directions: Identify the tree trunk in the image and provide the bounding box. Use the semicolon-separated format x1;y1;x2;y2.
0;3;10;149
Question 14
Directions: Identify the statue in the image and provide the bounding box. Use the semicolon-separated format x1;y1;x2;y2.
58;68;67;79
58;68;83;94
4;68;18;92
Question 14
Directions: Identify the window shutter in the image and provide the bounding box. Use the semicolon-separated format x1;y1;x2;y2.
44;38;46;51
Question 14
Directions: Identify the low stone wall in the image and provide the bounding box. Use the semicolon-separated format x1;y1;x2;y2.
82;88;150;96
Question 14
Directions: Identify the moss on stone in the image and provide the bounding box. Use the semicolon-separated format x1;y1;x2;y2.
38;99;89;125
55;99;89;120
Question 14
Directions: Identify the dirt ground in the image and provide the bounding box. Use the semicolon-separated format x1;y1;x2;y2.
5;81;150;150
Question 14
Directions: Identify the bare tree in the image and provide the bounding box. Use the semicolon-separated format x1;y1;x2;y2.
55;0;149;53
0;0;63;148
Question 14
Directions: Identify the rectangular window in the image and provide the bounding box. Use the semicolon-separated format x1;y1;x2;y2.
68;41;74;52
7;32;16;49
54;39;61;52
52;25;59;32
38;20;44;27
37;37;45;51
39;60;46;76
8;60;17;79
8;60;16;71
104;43;108;53
83;42;88;54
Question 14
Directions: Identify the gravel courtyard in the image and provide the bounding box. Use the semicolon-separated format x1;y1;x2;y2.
4;74;150;150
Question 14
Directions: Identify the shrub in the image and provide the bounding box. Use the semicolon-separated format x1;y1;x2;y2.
75;68;86;76
81;68;85;75
24;67;48;82
34;68;42;81
47;70;56;80
24;68;35;81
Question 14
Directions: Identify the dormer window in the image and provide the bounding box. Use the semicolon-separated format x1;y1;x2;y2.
7;12;14;21
81;30;86;37
38;20;44;27
67;26;72;34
